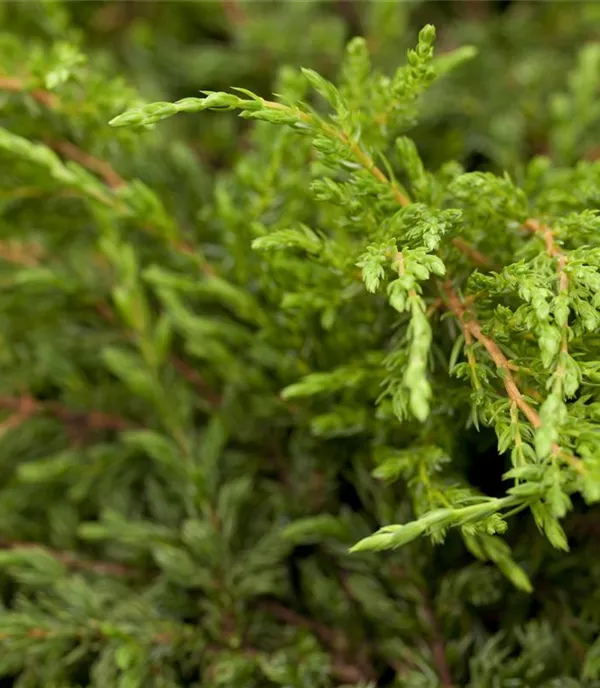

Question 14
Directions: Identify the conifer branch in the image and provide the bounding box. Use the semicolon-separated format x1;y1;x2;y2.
267;100;413;207
444;281;538;425
443;281;585;473
524;219;574;462
267;102;496;270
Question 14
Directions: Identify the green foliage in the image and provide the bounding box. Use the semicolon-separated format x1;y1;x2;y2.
1;1;600;686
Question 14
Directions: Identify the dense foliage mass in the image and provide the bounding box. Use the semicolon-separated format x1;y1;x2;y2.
1;1;600;686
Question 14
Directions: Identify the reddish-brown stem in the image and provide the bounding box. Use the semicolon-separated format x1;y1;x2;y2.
330;662;369;685
221;0;246;25
95;302;222;407
524;219;563;260
259;600;337;646
395;251;418;301
426;297;444;317
46;143;213;274
0;395;136;433
421;594;453;688
461;314;481;388
524;219;572;422
523;221;568;308
334;0;362;35
0;240;43;266
523;219;569;308
48;141;216;277
0;76;59;108
48;139;125;189
171;358;222;407
0;625;178;645
451;237;496;269
445;281;541;428
444;282;585;473
259;600;374;683
388;565;451;684
0;539;139;577
459;0;492;19
333;565;400;677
